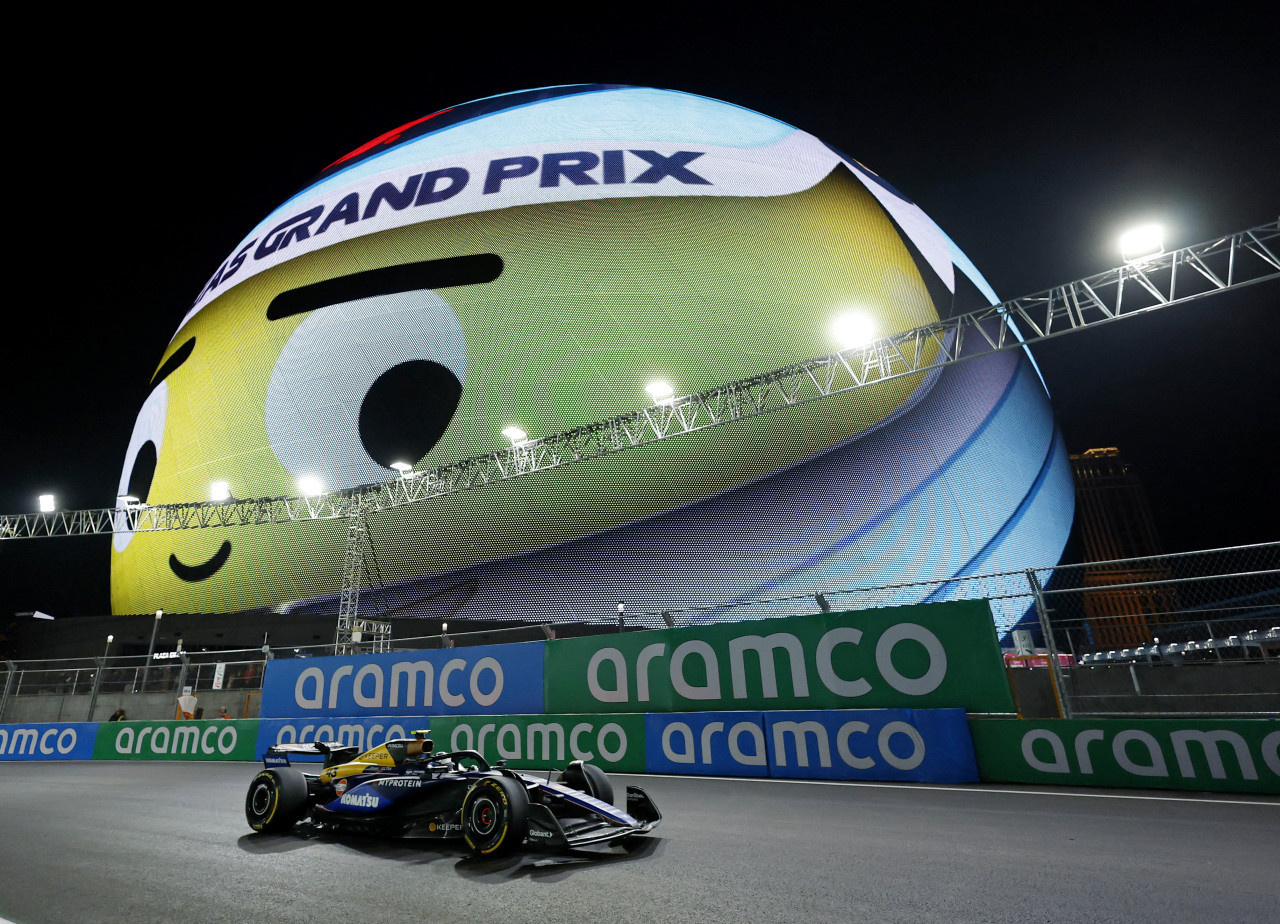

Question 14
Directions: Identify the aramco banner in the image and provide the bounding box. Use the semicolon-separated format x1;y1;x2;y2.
258;641;545;718
255;716;432;760
0;723;98;761
969;718;1280;795
429;708;978;782
544;601;1014;714
92;720;259;761
645;708;978;782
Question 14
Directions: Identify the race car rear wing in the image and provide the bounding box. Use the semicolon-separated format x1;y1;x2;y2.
263;741;361;769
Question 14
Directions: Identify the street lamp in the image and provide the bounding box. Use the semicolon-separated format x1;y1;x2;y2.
87;634;114;721
141;610;162;692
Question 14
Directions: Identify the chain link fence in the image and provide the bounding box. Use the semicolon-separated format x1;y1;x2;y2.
4;542;1276;721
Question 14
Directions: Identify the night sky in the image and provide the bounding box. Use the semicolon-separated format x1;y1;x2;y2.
2;11;1277;620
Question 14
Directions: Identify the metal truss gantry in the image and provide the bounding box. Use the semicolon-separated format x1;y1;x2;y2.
3;220;1276;652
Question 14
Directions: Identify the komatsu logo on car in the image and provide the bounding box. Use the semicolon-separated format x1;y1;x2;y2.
339;791;382;808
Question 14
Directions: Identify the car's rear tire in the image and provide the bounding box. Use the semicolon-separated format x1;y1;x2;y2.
462;775;529;856
246;768;309;832
559;760;614;805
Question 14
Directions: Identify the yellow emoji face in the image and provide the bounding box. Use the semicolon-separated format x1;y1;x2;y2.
111;86;1070;626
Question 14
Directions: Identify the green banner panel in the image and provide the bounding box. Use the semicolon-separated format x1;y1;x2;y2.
970;718;1280;795
545;601;1013;715
93;720;259;762
430;714;646;773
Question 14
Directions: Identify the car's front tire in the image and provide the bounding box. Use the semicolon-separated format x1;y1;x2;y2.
462;776;529;856
245;768;309;832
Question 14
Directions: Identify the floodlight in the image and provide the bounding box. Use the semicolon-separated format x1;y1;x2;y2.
390;461;413;475
118;495;140;507
830;311;876;349
38;494;55;512
1120;224;1164;263
298;475;324;496
645;380;675;404
502;426;528;445
210;481;231;502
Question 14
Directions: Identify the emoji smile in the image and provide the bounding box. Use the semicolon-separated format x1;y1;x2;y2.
169;541;232;581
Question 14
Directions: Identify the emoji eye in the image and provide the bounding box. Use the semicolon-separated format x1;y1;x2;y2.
114;381;167;552
265;289;466;491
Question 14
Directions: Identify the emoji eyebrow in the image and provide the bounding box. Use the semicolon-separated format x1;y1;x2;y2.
266;253;504;321
151;336;196;387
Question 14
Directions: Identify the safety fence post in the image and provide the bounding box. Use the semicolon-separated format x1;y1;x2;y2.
0;661;16;723
86;656;106;722
1028;569;1072;719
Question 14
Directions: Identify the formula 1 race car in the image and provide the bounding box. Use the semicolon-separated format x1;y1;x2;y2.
245;733;661;855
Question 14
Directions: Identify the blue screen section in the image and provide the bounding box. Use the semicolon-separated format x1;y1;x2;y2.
254;715;432;759
644;709;978;782
645;712;770;777
259;642;544;718
0;723;98;761
764;709;978;783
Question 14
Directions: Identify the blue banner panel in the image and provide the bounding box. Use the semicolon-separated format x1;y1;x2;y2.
764;709;978;783
645;712;770;777
0;723;98;761
254;715;431;760
259;641;545;718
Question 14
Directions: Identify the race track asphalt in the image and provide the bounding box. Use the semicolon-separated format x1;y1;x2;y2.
0;762;1275;924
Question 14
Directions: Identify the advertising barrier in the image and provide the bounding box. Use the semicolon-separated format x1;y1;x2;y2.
969;718;1280;795
254;715;432;760
430;708;978;783
646;709;978;782
646;711;771;777
0;723;98;761
258;641;545;718
545;602;1014;714
92;720;259;761
430;714;646;773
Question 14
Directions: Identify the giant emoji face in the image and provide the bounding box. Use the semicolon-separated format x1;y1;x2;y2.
113;86;1073;635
